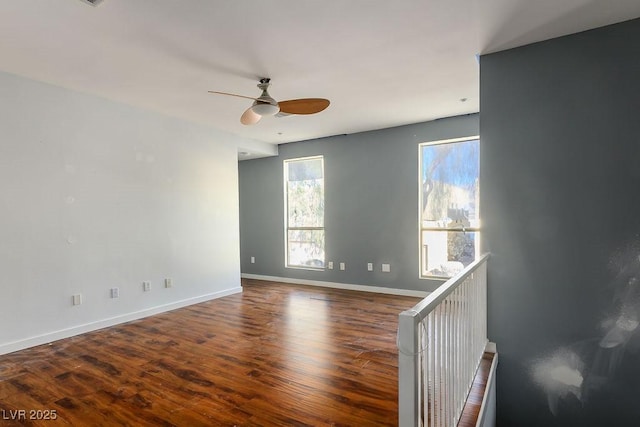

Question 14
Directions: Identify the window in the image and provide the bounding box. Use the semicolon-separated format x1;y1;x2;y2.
284;156;325;269
419;137;479;279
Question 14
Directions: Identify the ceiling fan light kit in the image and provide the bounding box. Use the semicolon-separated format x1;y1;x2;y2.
208;78;329;126
250;101;280;116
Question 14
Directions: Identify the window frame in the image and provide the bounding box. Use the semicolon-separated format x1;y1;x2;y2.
418;136;480;280
283;155;325;271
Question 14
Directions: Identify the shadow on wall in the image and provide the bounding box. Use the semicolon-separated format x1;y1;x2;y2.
530;238;640;421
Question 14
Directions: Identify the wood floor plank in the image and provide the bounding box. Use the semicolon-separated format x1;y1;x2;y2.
457;351;495;427
0;279;422;426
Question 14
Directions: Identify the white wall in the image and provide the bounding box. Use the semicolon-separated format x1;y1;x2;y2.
0;71;248;354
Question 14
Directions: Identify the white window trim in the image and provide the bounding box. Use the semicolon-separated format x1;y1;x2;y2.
283;155;325;271
418;135;480;280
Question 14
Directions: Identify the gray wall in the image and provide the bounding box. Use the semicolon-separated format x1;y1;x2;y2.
481;18;640;426
239;115;478;292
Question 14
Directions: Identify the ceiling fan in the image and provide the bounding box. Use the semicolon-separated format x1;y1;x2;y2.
208;78;330;125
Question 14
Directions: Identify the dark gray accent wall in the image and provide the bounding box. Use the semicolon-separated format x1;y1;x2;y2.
239;115;478;292
481;18;640;426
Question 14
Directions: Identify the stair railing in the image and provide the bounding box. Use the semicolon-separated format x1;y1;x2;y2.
398;253;489;427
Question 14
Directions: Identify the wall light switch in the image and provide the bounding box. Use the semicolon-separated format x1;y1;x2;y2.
328;261;334;269
143;281;151;292
382;263;391;273
367;263;374;271
110;287;119;298
340;262;346;271
165;278;172;288
72;294;82;306
250;256;255;264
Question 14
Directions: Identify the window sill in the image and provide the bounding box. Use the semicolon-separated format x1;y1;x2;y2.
285;265;326;272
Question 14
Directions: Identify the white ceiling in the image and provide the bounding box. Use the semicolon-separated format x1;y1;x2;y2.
1;0;639;151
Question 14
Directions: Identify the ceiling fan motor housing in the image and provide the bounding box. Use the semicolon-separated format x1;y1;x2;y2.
252;78;280;115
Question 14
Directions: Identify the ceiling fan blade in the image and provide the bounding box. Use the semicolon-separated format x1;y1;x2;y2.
278;98;330;115
240;107;261;125
208;90;258;101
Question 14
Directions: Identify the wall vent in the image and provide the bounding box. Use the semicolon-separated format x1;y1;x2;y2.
78;0;104;6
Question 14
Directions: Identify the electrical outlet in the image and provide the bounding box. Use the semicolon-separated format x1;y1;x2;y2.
110;287;119;298
328;261;334;269
340;262;346;271
382;263;391;273
143;281;151;292
367;263;373;271
72;294;82;306
165;278;172;288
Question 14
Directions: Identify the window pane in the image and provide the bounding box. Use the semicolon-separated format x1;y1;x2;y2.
287;178;324;227
287;158;323;181
284;156;325;269
421;140;479;229
421;230;478;278
287;229;325;268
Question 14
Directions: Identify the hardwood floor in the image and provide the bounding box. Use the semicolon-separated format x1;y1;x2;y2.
0;279;421;426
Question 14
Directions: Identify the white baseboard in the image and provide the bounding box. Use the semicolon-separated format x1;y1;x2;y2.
241;274;429;298
0;286;242;356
